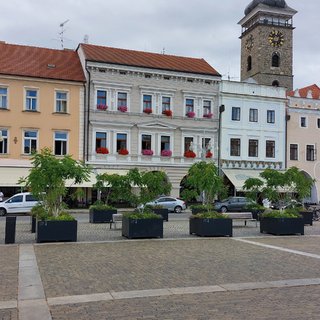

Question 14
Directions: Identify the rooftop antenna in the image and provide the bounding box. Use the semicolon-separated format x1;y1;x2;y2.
161;47;166;54
59;19;69;49
83;34;89;44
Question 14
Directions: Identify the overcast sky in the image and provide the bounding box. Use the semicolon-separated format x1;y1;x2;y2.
0;0;318;89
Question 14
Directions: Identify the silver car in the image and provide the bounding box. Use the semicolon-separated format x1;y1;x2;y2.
0;192;40;215
141;197;186;213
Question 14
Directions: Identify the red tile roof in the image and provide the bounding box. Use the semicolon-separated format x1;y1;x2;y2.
0;42;85;82
80;43;220;76
287;84;320;100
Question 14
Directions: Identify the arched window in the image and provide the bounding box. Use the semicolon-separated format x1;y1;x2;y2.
247;56;252;71
272;53;280;67
272;80;279;87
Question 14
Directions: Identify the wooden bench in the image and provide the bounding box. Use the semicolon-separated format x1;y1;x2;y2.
227;212;258;227
109;213;123;229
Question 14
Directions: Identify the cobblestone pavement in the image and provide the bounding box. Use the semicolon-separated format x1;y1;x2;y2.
49;285;320;320
0;308;18;320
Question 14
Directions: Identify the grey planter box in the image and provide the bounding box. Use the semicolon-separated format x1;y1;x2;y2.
36;220;78;243
189;218;232;237
89;209;117;223
260;217;304;235
122;216;163;239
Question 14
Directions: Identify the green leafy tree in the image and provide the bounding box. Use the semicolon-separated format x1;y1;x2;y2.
243;178;264;202
182;161;226;209
20;148;91;217
127;168;172;206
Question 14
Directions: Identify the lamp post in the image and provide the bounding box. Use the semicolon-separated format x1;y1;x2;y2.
217;104;225;176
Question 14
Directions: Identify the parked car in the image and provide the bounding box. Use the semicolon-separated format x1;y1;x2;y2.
214;196;255;213
139;197;186;213
0;192;40;216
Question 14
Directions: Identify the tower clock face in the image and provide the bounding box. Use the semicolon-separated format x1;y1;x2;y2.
245;35;254;51
268;30;284;47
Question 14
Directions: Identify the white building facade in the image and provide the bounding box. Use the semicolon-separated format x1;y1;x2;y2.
219;80;287;194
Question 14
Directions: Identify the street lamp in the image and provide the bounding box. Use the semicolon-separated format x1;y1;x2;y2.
217;104;225;176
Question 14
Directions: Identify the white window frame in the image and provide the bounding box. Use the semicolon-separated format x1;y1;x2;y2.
249;108;258;122
95;88;110;110
306;144;316;161
55;90;69;113
93;129;110;154
161;95;172;113
141;92;155;113
139;132;155;154
231;107;241;121
182;135;195;155
24;88;39;111
202;99;213;117
116;91;130;112
23;130;38;155
0;86;8;109
158;133;173;156
184;97;195;116
267;110;275;124
114;131;130;154
265;140;276;158
0;128;8;154
300;116;308;128
230;137;241;157
54;131;68;156
289;143;299;161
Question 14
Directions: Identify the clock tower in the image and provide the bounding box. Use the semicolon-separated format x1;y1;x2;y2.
239;0;297;90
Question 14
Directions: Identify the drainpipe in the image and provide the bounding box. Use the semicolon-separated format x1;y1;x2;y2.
217;104;225;176
85;62;91;162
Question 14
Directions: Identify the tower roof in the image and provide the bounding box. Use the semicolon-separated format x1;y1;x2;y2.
245;0;288;15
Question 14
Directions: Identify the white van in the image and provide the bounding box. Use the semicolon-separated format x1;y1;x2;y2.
0;192;39;216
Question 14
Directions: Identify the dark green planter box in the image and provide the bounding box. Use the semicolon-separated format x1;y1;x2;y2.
36;220;78;243
189;218;232;237
89;209;117;223
299;211;313;226
260;217;304;235
152;208;169;221
122;216;163;239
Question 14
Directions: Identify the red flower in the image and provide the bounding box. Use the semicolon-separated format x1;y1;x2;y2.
184;150;196;158
162;110;172;117
118;149;129;155
186;111;195;118
203;113;213;119
143;108;153;114
97;104;108;110
96;147;109;154
206;151;213;158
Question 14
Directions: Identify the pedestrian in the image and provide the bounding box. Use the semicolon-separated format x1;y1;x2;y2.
0;190;3;202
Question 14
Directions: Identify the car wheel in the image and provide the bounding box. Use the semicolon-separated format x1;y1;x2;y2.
0;208;7;216
220;206;228;213
174;206;182;213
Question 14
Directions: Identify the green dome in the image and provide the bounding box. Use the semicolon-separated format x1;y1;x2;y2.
245;0;288;15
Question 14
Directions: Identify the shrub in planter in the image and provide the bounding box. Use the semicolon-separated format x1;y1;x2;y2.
161;150;172;157
89;202;117;223
122;209;163;239
184;150;196;158
260;210;304;235
143;108;153;114
190;211;232;237
142;149;154;156
96;147;109;154
118;148;129;155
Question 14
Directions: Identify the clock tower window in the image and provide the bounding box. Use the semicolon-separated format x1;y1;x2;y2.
272;80;280;87
272;53;280;67
247;56;252;71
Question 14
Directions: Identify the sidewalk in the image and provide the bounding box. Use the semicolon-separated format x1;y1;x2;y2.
1;217;320;319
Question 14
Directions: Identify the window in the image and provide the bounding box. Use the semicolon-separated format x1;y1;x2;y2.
272;53;280;67
248;139;258;157
247;56;252;71
97;90;107;108
306;145;315;161
24;131;37;154
25;90;38;111
0;87;7;109
317;119;320;128
162;97;171;112
116;133;127;151
300;117;307;128
232;107;241;121
230;138;241;156
266;140;275;158
55;91;67;113
143;95;152;111
290;144;298;161
0;129;8;154
117;92;127;108
54;132;67;156
160;136;170;152
202;138;212;151
267;110;275;123
249;108;258;122
95;132;107;150
272;80;279;87
142;134;152;150
184;137;194;152
203;100;212;116
185;99;194;114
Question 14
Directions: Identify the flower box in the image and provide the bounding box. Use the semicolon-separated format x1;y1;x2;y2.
203;113;213;119
142;149;153;156
161;150;172;157
118;106;127;112
162;110;172;117
143;108;153;114
97;104;108;110
96;147;109;154
184;150;196;158
206;151;213;158
118;149;129;155
186;111;195;118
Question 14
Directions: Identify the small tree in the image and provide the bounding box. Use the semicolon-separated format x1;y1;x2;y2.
127;168;172;206
243;178;264;203
20;148;91;217
182;161;226;210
